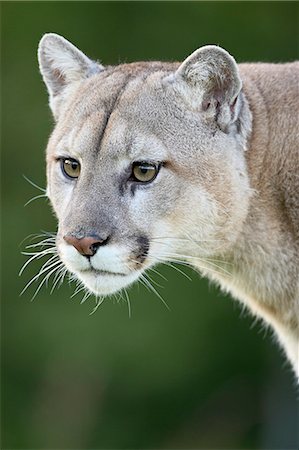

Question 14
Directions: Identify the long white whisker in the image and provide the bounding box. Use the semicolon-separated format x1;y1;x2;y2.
144;271;164;289
20;229;63;300
123;288;131;318
159;251;231;267
30;263;63;301
39;254;60;271
21;248;56;257
23;175;46;193
147;266;168;282
71;284;86;299
183;231;228;257
81;290;92;304
129;258;165;288
20;259;61;296
50;266;68;294
20;233;50;248
151;236;224;244
24;194;47;207
157;252;231;277
19;250;57;276
139;276;151;293
25;238;56;249
150;253;228;278
89;296;105;315
147;256;192;281
164;261;193;281
19;249;57;276
140;273;170;311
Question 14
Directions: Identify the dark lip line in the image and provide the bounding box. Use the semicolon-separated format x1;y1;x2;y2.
81;268;127;277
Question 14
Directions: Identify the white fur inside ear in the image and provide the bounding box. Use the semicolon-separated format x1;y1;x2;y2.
38;33;103;99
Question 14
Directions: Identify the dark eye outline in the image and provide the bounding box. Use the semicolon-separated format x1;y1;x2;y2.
59;157;81;180
129;161;162;184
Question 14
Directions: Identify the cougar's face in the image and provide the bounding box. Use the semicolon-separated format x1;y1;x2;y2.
46;69;248;296
39;35;251;296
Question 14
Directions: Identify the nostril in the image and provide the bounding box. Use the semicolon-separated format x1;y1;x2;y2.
89;238;108;254
63;234;109;257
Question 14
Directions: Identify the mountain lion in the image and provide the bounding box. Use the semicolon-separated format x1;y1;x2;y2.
37;34;299;376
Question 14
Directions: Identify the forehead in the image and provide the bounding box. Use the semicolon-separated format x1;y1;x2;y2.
54;63;211;161
61;62;178;127
52;62;178;156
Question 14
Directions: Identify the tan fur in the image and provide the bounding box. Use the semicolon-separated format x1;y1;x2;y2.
38;34;299;377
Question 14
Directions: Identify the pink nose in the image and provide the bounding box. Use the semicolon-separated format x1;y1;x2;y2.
63;235;107;257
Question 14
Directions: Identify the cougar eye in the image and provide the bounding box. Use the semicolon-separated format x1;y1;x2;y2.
131;162;160;183
61;158;81;179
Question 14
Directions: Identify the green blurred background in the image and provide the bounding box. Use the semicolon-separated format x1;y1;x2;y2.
1;1;298;449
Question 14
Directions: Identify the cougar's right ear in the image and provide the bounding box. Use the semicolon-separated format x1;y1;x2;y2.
38;33;104;117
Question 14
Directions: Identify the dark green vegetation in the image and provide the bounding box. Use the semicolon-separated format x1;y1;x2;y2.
2;2;298;449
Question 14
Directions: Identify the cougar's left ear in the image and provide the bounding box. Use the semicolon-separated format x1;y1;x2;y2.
38;33;103;117
173;45;242;131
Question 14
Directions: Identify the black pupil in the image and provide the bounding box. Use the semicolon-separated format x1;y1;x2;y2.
140;166;149;173
71;162;77;170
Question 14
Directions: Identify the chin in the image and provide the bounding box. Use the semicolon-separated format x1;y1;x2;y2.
74;268;142;296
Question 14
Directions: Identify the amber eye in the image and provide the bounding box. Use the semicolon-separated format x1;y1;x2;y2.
131;162;159;183
61;158;81;179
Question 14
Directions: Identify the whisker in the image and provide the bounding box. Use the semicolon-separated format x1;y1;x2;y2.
157;246;231;267
140;273;170;311
89;296;105;315
123;289;131;318
19;251;57;276
164;261;192;281
144;271;164;289
183;231;228;255
20;259;61;296
23;175;46;193
139;276;151;294
147;256;192;281
81;290;92;305
30;263;63;301
39;254;60;271
25;238;56;249
21;248;56;257
151;236;224;244
50;266;68;294
20;228;63;300
152;253;229;278
146;266;168;282
71;283;86;299
20;233;51;248
24;194;47;207
157;252;231;277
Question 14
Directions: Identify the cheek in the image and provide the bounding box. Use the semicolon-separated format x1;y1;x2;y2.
129;176;182;223
147;186;222;261
166;185;220;239
48;172;74;219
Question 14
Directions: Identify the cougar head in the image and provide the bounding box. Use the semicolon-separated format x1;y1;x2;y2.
38;33;251;296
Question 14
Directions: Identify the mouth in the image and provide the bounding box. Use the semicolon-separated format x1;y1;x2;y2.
74;266;141;295
83;268;127;277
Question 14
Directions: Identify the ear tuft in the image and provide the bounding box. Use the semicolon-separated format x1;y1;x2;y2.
175;45;242;131
38;33;103;100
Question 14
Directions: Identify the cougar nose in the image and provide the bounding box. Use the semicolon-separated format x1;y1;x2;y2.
63;234;108;257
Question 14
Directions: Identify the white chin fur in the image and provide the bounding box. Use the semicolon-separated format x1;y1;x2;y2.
58;242;141;294
74;269;141;295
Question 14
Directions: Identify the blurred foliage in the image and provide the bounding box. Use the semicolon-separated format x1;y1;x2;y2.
1;1;298;449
